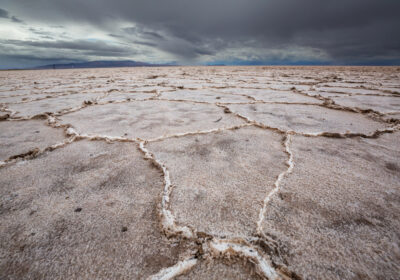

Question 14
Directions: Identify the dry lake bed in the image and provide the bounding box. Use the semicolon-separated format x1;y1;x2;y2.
0;66;399;279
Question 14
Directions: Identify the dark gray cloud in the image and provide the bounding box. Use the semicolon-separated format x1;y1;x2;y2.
0;8;9;18
0;7;24;23
11;16;24;23
1;0;400;68
0;38;140;68
132;40;158;47
122;26;165;40
2;39;131;54
28;27;51;36
0;8;24;24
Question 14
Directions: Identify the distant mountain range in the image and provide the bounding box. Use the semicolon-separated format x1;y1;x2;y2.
33;60;174;69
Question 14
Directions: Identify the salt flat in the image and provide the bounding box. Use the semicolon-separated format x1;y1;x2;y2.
0;66;399;280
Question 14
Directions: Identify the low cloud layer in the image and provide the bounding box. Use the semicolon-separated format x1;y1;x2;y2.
1;0;399;68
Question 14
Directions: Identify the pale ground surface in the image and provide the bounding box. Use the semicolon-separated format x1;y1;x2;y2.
176;259;263;280
59;100;244;140
148;126;286;238
0;119;65;161
227;103;385;134
0;66;399;280
262;133;400;280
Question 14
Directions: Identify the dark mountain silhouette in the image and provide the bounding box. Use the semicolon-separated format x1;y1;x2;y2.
33;60;173;69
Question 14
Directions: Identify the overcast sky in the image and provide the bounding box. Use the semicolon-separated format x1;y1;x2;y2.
1;0;400;68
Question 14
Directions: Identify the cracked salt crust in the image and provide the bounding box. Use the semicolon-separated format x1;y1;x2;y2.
148;258;198;280
98;91;157;103
0;119;66;161
329;94;400;114
0;140;195;279
0;93;58;104
159;89;253;103
6;92;106;118
316;86;394;96
218;88;323;104
59;99;245;140
175;258;264;280
257;134;294;236
148;126;287;238
227;103;388;135
261;133;400;279
0;66;399;280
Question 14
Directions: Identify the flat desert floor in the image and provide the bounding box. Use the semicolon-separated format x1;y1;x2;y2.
0;66;399;280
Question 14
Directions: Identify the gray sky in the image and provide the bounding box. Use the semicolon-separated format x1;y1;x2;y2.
1;0;400;68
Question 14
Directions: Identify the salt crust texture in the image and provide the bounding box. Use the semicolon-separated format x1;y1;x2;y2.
0;66;399;279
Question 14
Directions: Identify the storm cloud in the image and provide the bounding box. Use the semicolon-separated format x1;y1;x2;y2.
0;0;399;68
0;8;9;18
